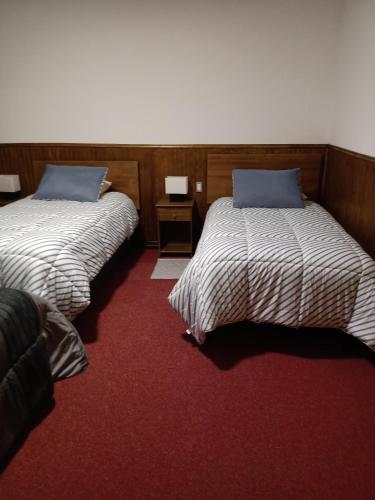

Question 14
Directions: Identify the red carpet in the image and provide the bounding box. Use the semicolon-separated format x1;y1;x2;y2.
1;246;375;500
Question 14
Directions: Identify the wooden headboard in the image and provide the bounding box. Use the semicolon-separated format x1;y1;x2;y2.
32;160;140;209
207;153;324;204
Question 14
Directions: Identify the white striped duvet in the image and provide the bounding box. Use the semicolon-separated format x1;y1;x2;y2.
169;197;375;350
0;192;138;319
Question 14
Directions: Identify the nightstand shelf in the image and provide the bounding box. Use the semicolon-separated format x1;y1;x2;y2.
159;242;192;254
156;198;195;257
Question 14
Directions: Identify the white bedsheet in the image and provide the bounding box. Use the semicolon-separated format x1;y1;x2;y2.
0;192;138;318
169;198;375;350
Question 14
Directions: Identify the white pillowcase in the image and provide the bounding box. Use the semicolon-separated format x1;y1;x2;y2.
100;180;112;195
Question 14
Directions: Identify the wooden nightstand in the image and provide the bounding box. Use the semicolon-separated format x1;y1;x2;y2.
156;198;195;256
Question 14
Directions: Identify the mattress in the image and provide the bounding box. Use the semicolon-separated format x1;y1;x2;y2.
0;192;138;319
169;197;375;350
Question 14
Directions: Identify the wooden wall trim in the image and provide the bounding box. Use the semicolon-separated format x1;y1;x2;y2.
0;143;328;150
329;145;375;163
1;142;373;258
323;145;375;258
0;143;327;245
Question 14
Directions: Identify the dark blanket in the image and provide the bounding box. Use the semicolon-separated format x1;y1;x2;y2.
0;289;53;460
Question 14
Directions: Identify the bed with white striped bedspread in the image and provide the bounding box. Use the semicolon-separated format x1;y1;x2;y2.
169;197;375;350
0;192;138;319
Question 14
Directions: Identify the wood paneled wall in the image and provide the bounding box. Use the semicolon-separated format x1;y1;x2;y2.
0;143;327;244
322;145;375;259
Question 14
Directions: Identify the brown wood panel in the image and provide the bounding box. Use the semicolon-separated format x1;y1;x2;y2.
3;143;373;258
32;160;140;209
207;153;324;203
0;145;34;198
0;144;153;241
322;146;375;258
0;143;327;245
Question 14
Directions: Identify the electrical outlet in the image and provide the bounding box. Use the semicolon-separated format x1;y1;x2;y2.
196;181;203;193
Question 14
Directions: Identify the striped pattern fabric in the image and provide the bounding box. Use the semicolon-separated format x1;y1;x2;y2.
0;192;138;319
169;197;375;351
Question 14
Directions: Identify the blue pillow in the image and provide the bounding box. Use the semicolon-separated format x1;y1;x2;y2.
33;165;108;202
232;168;304;209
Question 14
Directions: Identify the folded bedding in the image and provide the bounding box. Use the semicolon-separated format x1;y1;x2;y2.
0;288;87;460
0;192;138;319
32;293;88;380
0;289;52;460
169;197;375;350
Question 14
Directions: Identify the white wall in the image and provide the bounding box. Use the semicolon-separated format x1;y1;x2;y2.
0;0;342;144
330;0;375;157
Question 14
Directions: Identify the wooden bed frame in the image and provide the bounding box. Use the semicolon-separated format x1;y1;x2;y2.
207;153;324;204
32;160;141;209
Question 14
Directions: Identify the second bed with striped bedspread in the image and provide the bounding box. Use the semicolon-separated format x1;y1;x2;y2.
169;197;375;350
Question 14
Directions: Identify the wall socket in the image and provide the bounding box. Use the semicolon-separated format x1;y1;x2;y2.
196;181;203;193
